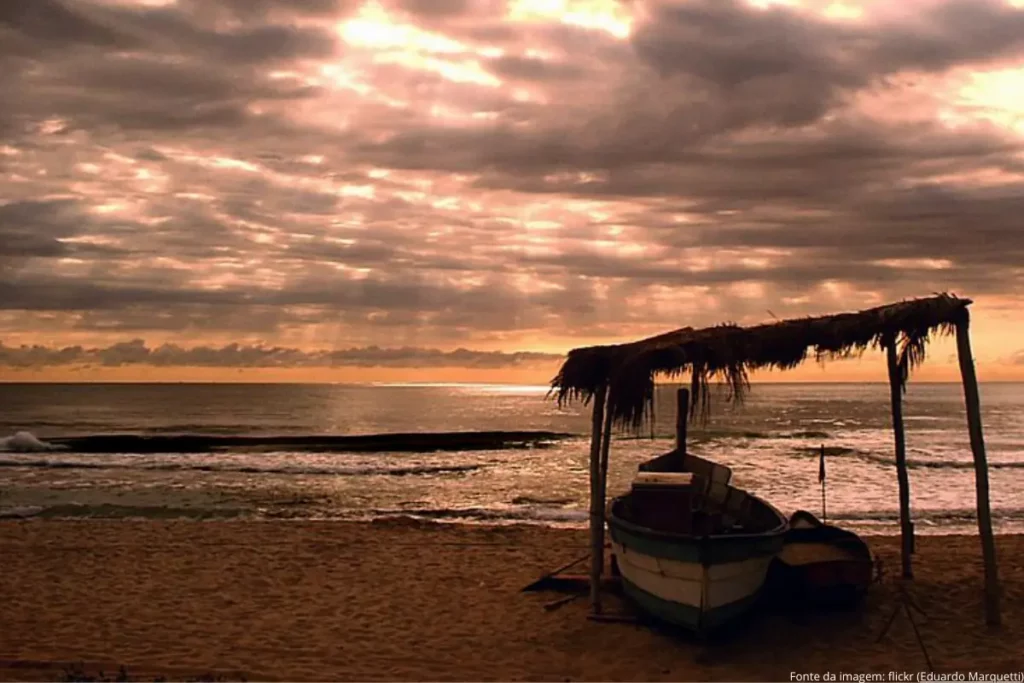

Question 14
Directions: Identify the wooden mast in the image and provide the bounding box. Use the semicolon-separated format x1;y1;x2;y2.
676;387;689;453
587;383;608;614
885;338;915;579
954;311;1001;627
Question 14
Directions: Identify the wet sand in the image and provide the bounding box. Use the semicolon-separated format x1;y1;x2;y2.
1;520;1021;681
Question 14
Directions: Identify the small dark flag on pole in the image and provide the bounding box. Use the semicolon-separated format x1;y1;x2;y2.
819;444;827;522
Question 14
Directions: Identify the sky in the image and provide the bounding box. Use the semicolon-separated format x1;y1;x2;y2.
1;0;1023;384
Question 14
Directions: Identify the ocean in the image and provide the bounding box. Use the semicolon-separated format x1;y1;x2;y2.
1;382;1022;535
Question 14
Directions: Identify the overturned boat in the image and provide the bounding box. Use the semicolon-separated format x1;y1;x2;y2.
608;451;788;634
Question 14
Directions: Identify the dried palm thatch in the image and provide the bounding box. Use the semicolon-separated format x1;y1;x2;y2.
550;293;971;431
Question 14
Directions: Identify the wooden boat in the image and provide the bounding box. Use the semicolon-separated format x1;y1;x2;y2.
607;451;788;634
767;510;875;610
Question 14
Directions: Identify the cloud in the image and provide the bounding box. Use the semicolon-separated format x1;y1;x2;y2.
1;0;136;51
635;0;1024;87
1;0;345;61
0;339;561;369
1;0;1023;367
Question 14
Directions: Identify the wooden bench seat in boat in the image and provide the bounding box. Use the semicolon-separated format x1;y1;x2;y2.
623;469;758;536
625;472;696;534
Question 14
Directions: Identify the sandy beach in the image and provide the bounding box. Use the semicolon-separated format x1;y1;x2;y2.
1;520;1022;681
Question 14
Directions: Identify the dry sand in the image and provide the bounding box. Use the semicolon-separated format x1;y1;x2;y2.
1;519;1022;681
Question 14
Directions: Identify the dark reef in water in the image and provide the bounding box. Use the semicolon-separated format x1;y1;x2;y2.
47;430;572;454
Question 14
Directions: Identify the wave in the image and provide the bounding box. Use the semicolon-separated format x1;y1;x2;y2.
0;502;589;524
0;503;248;521
793;445;1024;470
0;431;61;452
0;457;484;478
781;430;833;439
134;424;280;435
827;506;1024;525
684;429;833;443
351;505;1024;528
8;499;1024;528
1;430;571;454
364;506;590;525
510;495;575;506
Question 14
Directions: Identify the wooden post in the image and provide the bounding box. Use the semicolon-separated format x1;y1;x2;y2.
595;391;615;613
588;383;608;614
954;313;1001;627
885;339;915;579
676;387;689;453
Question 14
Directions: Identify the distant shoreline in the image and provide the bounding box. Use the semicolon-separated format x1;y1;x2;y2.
2;380;1023;386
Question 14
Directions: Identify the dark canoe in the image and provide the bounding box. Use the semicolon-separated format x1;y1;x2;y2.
766;510;875;610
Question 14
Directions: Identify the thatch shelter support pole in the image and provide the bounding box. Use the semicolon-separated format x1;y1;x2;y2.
587;383;608;614
676;388;689;453
954;314;1001;627
885;340;914;579
595;390;615;602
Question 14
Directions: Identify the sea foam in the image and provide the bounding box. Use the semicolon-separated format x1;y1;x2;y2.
0;431;61;452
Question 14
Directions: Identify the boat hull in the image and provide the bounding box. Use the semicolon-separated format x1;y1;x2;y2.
768;511;874;610
608;500;786;633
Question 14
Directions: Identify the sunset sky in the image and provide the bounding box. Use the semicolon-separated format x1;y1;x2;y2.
1;0;1023;384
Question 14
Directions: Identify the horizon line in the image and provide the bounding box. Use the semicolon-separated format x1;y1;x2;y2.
2;379;1024;386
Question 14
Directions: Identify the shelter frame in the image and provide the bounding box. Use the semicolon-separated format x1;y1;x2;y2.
551;294;1000;627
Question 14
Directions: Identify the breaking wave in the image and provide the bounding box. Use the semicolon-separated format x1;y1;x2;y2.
7;499;1024;530
793;445;1024;470
364;506;590;525
0;503;247;521
0;431;61;452
827;506;1024;526
0;456;483;478
350;505;1024;530
0;430;569;454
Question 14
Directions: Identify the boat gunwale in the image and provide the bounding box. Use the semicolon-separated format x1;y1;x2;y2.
607;490;789;547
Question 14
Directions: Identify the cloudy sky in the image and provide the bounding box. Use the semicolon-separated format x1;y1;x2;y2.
1;0;1023;383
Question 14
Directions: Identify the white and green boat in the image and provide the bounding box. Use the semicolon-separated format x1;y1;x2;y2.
607;451;788;634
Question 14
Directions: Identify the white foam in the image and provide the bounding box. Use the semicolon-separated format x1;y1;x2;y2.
0;506;44;519
0;431;60;452
520;507;589;522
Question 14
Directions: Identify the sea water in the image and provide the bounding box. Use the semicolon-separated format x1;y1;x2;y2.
1;382;1022;534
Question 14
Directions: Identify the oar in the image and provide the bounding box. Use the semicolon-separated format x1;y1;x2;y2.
543;593;583;611
521;552;590;592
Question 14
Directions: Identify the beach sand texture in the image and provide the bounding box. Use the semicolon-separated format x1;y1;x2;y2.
1;520;1022;681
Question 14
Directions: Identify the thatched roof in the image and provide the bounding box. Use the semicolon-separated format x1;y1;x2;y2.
551;293;971;430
